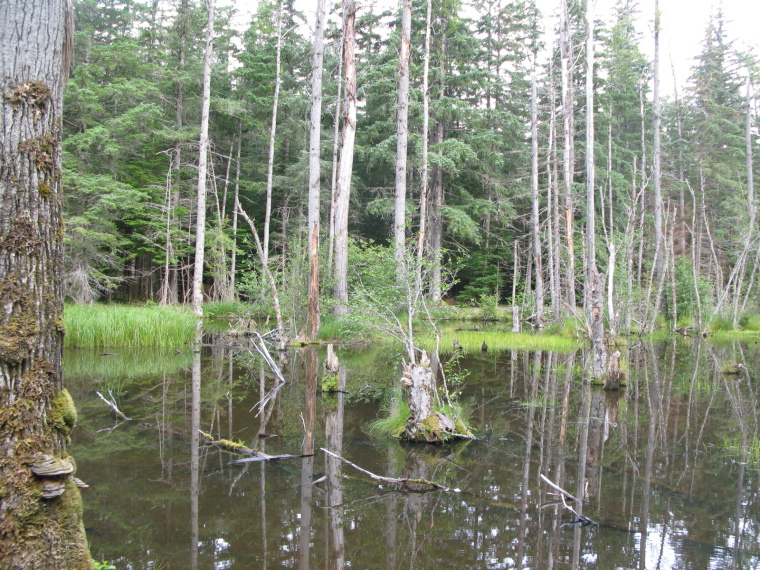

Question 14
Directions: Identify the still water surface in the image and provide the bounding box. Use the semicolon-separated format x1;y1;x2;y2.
67;337;760;569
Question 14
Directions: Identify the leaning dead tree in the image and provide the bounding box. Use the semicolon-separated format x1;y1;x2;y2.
400;351;474;443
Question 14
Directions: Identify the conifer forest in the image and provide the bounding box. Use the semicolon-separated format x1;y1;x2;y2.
59;0;759;338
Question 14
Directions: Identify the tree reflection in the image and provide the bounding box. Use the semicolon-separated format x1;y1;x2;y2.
324;359;346;569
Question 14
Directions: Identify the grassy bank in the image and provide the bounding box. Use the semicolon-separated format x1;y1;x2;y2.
64;304;196;348
420;329;581;354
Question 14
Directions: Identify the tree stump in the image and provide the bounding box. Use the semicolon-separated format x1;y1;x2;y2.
512;306;521;332
401;351;472;443
604;350;623;390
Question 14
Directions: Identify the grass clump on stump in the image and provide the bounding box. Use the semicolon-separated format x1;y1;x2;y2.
372;351;474;443
64;304;196;348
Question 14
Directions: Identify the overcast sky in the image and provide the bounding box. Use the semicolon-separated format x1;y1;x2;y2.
235;0;758;95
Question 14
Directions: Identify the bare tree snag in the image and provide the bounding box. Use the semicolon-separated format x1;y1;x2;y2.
332;0;358;316
306;0;327;340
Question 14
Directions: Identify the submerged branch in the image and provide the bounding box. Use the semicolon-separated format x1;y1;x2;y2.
95;390;131;421
249;331;287;416
540;473;595;526
228;452;312;465
320;448;461;493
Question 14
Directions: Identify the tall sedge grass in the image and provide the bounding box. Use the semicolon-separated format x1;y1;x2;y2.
64;304;196;348
420;330;581;355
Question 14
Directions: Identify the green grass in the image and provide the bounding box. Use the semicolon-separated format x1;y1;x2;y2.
368;391;410;438
419;329;581;355
722;435;760;466
739;313;760;331
64;304;196;348
204;301;257;318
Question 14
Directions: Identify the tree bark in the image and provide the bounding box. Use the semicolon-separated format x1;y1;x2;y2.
191;0;215;318
394;0;412;280
307;0;326;340
332;0;358;316
0;0;91;566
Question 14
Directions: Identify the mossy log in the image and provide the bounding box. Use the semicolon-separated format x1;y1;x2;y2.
199;431;256;455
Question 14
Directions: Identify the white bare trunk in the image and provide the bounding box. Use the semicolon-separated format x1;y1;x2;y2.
652;0;664;312
415;0;432;292
307;0;326;339
263;0;284;264
333;0;358;316
394;0;412;279
560;0;576;309
531;75;544;329
192;0;215;318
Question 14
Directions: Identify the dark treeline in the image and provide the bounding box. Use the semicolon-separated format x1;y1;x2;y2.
62;0;759;334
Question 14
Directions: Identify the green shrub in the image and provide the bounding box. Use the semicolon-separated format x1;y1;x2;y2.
739;313;760;331
708;315;734;332
479;293;499;321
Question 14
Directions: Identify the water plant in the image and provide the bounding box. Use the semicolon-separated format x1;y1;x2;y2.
721;434;760;466
64;304;196;348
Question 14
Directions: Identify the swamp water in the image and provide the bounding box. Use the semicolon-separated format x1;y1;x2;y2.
67;338;760;569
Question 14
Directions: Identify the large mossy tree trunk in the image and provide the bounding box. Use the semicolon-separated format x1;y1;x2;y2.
0;1;91;567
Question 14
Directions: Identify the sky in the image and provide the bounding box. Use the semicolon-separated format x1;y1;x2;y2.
234;0;759;94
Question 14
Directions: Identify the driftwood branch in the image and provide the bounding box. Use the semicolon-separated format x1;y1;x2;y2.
320;448;461;493
200;430;312;464
540;473;595;526
95;391;131;421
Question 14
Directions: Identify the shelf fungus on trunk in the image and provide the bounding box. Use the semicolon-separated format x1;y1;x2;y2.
30;454;76;500
31;454;74;477
401;351;474;443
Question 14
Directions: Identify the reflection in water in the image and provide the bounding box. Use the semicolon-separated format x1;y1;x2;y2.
68;338;760;568
324;361;346;569
189;324;202;570
299;347;317;570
